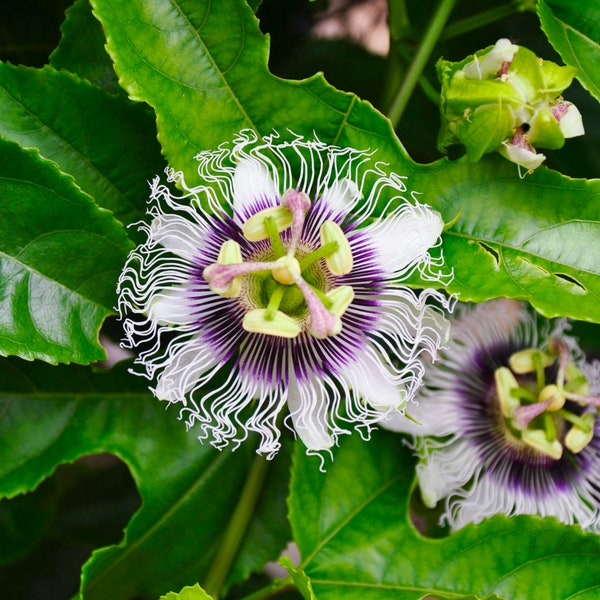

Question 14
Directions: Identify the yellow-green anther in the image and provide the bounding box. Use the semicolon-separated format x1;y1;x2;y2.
242;308;301;338
272;255;301;286
495;366;520;418
538;384;565;412
242;206;293;242
565;362;591;396
565;413;595;454
217;240;243;297
521;429;563;460
326;286;354;318
508;348;555;375
320;220;353;275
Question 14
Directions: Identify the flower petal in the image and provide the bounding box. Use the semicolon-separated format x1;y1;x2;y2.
362;203;443;276
320;177;362;215
232;159;279;220
149;214;203;261
154;337;220;403
147;285;196;326
416;440;481;509
287;372;334;451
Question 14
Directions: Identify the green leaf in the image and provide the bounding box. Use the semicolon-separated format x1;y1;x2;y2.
409;155;600;323
279;556;316;600
225;440;293;593
538;0;600;102
90;0;600;323
0;140;131;364
90;0;382;189
0;62;163;228
0;479;58;564
289;430;600;600
160;583;213;600
50;0;122;95
0;357;288;599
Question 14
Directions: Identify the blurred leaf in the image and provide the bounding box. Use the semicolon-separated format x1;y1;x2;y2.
0;478;58;564
50;0;122;95
289;430;600;600
0;62;163;228
160;583;214;600
409;154;600;323
0;140;131;364
538;0;600;102
90;0;384;189
279;556;316;600
0;456;140;600
0;357;290;599
91;0;600;323
225;440;293;593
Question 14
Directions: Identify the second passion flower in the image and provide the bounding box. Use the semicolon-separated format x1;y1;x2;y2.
117;130;455;458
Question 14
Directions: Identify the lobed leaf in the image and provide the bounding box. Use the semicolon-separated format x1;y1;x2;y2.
409;154;600;323
0;357;291;599
160;583;214;600
0;62;163;228
538;0;600;102
289;431;600;600
50;0;122;95
0;139;131;364
90;0;600;323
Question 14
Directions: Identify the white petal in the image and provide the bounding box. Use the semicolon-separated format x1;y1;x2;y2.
380;393;459;437
320;177;362;215
232;159;279;219
286;373;334;451
150;214;202;261
363;204;443;276
416;441;481;508
147;286;196;326
462;38;518;80
559;103;585;138
155;337;219;403
498;141;546;170
341;345;405;411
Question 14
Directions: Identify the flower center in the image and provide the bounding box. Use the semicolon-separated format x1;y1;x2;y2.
494;338;599;460
203;189;354;339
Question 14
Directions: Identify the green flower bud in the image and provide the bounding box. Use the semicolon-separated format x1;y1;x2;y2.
437;38;584;170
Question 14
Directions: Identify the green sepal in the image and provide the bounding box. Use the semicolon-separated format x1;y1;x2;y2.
528;106;566;149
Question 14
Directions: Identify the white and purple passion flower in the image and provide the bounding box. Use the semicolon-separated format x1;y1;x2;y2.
117;130;454;458
382;299;600;531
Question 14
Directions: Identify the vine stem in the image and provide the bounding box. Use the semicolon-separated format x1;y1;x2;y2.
203;452;272;599
440;0;536;41
386;0;457;127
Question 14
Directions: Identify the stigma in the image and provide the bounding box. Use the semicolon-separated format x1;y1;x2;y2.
203;189;354;339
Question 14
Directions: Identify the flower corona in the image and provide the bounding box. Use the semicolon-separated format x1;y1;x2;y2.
382;300;600;531
118;130;454;458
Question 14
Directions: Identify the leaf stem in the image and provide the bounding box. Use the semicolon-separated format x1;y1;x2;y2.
440;0;536;41
203;453;272;599
236;578;294;600
386;0;457;127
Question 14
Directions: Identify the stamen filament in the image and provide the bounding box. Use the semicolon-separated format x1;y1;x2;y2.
265;285;285;320
533;351;545;390
298;241;339;272
557;410;594;429
264;216;286;259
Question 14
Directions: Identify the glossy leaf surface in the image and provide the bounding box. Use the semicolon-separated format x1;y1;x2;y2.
538;0;600;102
0;357;290;599
0;62;163;227
289;431;600;600
0;140;131;364
91;0;600;323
